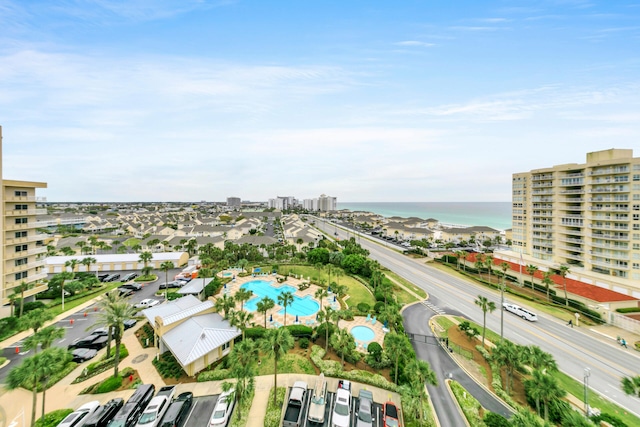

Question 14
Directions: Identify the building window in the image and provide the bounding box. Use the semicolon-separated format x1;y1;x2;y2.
635;224;640;230
15;231;27;238
15;244;28;252
15;218;28;224
633;263;640;270
14;204;28;210
15;258;28;266
14;190;27;197
634;243;640;250
15;271;28;280
221;342;230;351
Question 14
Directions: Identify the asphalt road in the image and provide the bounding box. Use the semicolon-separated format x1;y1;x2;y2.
0;269;181;383
315;217;640;419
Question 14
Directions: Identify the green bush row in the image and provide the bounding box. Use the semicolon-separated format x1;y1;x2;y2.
34;409;73;427
449;381;485;427
616;307;640;313
95;376;123;393
197;368;231;382
264;387;286;427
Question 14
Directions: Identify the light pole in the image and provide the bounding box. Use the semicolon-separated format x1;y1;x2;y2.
584;367;591;416
500;281;505;339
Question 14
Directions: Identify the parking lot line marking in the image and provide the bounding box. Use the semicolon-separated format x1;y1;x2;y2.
183;400;197;426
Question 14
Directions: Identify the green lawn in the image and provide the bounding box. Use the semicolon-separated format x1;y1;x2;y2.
47;282;123;317
384;270;427;299
256;352;316;376
432;316;456;337
122;238;140;247
454;316;502;345
554;371;640;427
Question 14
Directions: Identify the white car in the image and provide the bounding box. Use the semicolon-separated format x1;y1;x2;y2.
502;302;538;321
332;383;351;427
135;299;160;309
57;401;100;427
209;389;235;427
135;396;170;427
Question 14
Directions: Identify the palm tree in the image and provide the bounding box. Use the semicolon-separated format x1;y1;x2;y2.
185;239;198;257
315;287;328;311
24;325;65;354
64;259;79;278
277;291;294;326
317;306;337;352
526;264;539;290
93;290;124;357
230;309;254;340
139;251;153;273
385;332;409;384
558;265;570;306
237;258;249;272
542;271;554;302
20;308;54;335
454;251;464;270
88;235;100;254
484;255;494;282
235;288;254;312
226;340;259;420
260;327;294;405
15;281;32;317
405;358;437;388
75;240;87;255
6;347;70;427
526;370;565;421
491;339;522;395
522;345;558;374
214;294;236;319
96;297;138;377
330;328;355;366
621;375;640;397
475;295;496;347
81;257;97;277
37;347;69;421
474;254;485;279
160;261;175;299
256;296;275;328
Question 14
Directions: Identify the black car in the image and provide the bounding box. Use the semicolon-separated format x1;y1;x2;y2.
122;273;139;282
84;398;124;427
98;274;110;282
105;274;121;282
160;392;193;427
71;348;98;363
123;319;137;330
68;334;108;350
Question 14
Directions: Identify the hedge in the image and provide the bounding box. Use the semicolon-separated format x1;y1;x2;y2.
264;387;286;427
616;307;640;313
34;409;74;427
197;368;231;382
73;344;129;383
95;376;123;393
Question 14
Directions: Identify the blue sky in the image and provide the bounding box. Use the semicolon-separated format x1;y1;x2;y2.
1;0;639;202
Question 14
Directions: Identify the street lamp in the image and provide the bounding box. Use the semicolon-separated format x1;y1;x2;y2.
584;367;591;416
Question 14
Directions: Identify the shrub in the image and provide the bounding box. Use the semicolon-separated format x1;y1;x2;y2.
616;307;640;313
95;376;123;393
373;301;385;313
22;301;47;313
483;412;510;427
34;409;73;427
367;342;382;359
264;387;286;427
245;328;267;340
357;302;371;313
197;368;231;382
0;356;6;365
590;412;628;427
285;324;313;337
374;292;385;302
299;338;309;349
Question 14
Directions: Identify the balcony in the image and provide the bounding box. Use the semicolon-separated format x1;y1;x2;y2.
531;197;554;202
4;233;48;245
558;245;583;253
591;240;628;250
4;208;48;216
591;233;628;241
558;236;584;244
563;172;585;178
564;252;584;261
590;187;629;193
532;189;554;195
532;182;554;188
532;174;554;181
589;223;628;231
3;196;47;202
532;219;554;224
559;189;584;194
561;214;584;219
532;226;553;231
590;251;629;261
590;166;629;176
591;259;628;269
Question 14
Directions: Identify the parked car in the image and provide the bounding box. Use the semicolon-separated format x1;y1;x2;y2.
84;399;124;427
105;274;121;282
123;319;138;330
383;401;400;427
160;392;193;427
117;288;134;298
57;401;101;427
68;334;108;350
72;348;98;363
159;281;180;290
283;381;307;427
135;299;160;309
209;388;235;427
108;384;155;427
98;274;110;282
121;282;142;291
122;273;139;282
332;380;351;427
356;390;374;427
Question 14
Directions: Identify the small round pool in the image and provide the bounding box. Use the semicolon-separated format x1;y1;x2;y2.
222;272;232;277
351;325;375;342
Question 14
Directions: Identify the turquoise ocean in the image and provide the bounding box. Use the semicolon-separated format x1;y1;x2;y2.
337;202;512;231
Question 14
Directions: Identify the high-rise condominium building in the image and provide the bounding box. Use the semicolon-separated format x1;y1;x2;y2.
0;126;48;316
318;194;337;212
226;197;241;207
512;148;640;288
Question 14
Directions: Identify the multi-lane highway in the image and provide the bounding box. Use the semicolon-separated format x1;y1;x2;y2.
314;218;640;418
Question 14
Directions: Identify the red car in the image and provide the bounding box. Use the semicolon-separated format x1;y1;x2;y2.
383;401;400;427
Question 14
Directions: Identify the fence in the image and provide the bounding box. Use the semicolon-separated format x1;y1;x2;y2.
610;312;640;335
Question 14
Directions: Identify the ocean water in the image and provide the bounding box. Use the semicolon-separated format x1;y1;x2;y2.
337;202;512;231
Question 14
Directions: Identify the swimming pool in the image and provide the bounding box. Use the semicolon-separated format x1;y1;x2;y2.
350;325;375;342
242;280;320;317
222;272;233;278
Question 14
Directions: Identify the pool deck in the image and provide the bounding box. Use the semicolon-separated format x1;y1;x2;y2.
217;270;328;328
338;316;386;351
216;271;387;350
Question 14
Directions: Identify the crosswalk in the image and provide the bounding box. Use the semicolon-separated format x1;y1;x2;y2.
420;299;446;315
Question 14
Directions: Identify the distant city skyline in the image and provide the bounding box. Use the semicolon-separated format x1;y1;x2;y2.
1;1;639;202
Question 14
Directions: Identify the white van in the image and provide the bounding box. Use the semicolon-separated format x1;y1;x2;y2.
502;302;538;322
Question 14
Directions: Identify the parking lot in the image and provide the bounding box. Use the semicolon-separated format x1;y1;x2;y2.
182;395;219;427
287;387;384;427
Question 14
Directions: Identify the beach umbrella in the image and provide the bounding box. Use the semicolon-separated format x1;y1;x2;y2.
328;285;331;293
384;320;388;328
224;283;227;289
269;314;273;322
295;314;299;323
333;295;337;302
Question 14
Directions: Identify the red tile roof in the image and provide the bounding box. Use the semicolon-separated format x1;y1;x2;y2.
460;253;638;303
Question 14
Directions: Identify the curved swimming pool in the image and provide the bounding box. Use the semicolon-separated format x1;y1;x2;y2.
242;280;320;317
350;325;375;342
